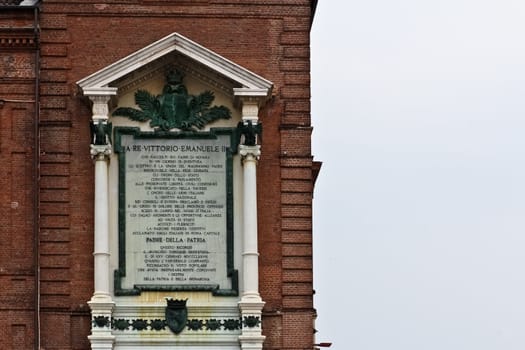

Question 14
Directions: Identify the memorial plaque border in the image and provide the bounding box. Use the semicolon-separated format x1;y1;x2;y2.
113;126;239;296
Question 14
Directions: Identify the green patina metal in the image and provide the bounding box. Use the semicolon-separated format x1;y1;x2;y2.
112;69;231;132
92;316;110;328
165;298;188;334
131;319;148;331
242;315;261;328
205;319;221;331
113;126;239;296
237;120;262;146
90;120;112;146
110;317;243;332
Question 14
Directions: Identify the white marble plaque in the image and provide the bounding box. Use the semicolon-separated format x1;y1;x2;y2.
118;133;232;291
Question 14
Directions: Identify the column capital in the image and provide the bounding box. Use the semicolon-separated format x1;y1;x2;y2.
237;97;259;124
239;145;261;163
234;88;270;124
84;88;117;122
90;96;110;122
90;144;112;160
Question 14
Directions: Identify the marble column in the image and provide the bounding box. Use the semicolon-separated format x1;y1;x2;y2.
86;93;115;350
238;99;265;350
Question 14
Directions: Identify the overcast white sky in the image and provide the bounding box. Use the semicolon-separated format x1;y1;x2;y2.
311;1;525;349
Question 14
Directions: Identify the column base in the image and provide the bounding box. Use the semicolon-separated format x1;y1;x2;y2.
239;295;265;350
239;335;266;350
88;295;115;350
88;294;115;317
89;292;114;303
239;294;265;313
88;334;115;350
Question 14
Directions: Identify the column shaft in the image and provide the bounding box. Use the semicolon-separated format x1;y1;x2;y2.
238;144;265;350
93;154;110;296
242;151;260;297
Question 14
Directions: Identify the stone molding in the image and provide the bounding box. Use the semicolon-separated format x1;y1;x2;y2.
77;32;273;102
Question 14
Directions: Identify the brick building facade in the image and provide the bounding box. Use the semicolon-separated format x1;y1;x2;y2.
0;1;319;349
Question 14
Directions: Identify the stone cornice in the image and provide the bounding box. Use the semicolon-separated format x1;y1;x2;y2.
77;32;273;103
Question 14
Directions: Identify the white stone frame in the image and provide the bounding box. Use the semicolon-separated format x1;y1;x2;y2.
77;32;273;350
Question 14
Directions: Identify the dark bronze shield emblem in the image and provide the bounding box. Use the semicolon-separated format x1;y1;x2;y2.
165;298;188;334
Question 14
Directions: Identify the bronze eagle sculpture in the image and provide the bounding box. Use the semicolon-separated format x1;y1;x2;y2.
113;69;231;131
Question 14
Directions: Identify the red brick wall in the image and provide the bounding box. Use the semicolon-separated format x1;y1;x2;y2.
0;7;38;350
1;1;316;349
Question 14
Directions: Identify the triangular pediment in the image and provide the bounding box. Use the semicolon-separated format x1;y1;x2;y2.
77;32;273;101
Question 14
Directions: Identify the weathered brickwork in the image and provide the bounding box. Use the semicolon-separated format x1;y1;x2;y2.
0;5;39;349
1;1;317;349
